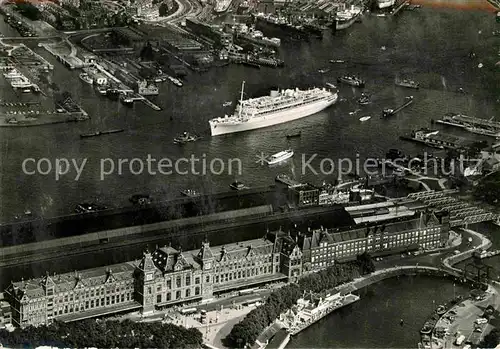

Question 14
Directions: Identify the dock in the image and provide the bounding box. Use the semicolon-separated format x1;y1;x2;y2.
435;114;500;132
129;93;161;111
382;96;413;117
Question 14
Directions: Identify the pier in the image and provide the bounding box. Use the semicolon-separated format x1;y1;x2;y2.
128;93;161;111
382;96;414;117
435;114;500;132
39;43;84;69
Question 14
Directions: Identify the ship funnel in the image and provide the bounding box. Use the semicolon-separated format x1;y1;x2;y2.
270;90;279;98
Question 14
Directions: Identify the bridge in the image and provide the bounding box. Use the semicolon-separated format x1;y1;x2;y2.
406;190;498;227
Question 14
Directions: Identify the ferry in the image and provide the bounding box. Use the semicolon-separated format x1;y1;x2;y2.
209;81;337;136
79;72;93;85
337;75;365;87
266;149;294;165
230;181;249;190
174;131;201;144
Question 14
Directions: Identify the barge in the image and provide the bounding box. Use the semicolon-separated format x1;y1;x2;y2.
382;96;413;117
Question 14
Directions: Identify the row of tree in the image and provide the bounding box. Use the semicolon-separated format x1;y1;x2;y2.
225;253;376;347
0;318;203;348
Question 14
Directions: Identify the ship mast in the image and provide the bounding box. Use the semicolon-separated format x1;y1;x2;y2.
239;81;245;117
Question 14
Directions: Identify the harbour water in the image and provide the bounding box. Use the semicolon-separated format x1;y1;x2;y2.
288;275;472;348
0;6;499;221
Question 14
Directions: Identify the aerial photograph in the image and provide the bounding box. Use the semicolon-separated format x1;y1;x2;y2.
0;0;500;347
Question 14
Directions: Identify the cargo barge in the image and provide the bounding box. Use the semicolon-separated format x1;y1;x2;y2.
382;96;413;117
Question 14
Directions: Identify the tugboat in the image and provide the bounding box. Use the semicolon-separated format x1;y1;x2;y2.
174;131;201;144
395;78;419;89
230;181;250;190
337;75;365;87
357;93;371;105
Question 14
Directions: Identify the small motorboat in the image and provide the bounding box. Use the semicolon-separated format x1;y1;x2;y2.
223;101;232;107
230;181;250;190
174;131;201;144
359;116;371;122
286;131;301;138
326;82;337;89
329;59;345;64
318;68;330;73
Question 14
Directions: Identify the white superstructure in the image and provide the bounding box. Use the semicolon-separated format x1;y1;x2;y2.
209;81;338;136
267;149;294;165
377;0;396;9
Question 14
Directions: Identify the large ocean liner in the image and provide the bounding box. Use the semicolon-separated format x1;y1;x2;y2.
209;81;338;136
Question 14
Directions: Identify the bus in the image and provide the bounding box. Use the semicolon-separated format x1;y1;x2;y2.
180;307;198;315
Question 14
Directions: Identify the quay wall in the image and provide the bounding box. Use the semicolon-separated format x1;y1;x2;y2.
0;205;273;262
0;204;348;267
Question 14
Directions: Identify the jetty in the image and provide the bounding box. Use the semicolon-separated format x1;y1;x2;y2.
382;96;413;117
435;113;500;132
129;93;161;111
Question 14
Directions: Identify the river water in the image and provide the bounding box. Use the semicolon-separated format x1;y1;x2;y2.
0;3;498;347
0;5;499;221
288;275;472;348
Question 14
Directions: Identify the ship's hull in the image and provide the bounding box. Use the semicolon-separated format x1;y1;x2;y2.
210;94;337;136
378;0;396;8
